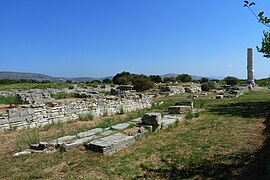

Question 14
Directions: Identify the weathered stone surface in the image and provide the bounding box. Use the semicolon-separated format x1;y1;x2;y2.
175;101;193;108
85;133;135;154
168;106;191;114
141;113;162;126
76;128;104;138
111;122;130;130
100;130;114;136
216;95;224;99
131;118;142;124
64;135;100;151
14;150;31;157
50;135;77;145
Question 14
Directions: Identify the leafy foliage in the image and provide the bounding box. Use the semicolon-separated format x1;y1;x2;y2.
131;74;155;91
176;74;192;82
224;76;239;86
112;71;132;85
149;75;162;83
244;1;270;57
163;76;177;83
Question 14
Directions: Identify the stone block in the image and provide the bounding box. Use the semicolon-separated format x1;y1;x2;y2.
85;133;135;154
141;113;162;126
216;95;224;99
64;135;100;151
111;122;131;130
76;128;104;138
168;106;191;114
175;101;193;108
50;135;77;146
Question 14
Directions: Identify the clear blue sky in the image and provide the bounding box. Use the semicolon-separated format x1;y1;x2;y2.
0;0;269;79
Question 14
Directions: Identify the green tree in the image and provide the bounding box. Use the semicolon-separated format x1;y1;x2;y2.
244;1;270;57
149;75;162;83
131;74;154;91
176;74;192;82
102;78;112;84
199;77;209;83
163;77;176;83
112;71;132;85
224;76;239;85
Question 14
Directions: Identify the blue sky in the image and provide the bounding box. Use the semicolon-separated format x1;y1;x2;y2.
0;0;269;79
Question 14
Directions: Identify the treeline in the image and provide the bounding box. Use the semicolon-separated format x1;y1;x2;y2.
0;79;53;85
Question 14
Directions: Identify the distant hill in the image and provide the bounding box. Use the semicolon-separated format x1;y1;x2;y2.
160;73;224;80
0;71;96;82
0;71;224;83
0;71;65;82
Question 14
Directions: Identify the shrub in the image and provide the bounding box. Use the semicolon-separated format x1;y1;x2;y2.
15;129;40;151
176;74;192;82
79;112;94;121
224;76;239;85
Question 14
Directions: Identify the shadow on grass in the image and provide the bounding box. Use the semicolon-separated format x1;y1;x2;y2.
140;153;250;179
208;101;270;118
140;101;270;179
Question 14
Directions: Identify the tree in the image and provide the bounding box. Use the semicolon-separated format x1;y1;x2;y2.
112;71;132;85
176;74;192;82
224;76;239;85
199;77;209;84
102;78;112;84
244;1;270;57
163;77;176;83
131;74;155;91
149;75;162;83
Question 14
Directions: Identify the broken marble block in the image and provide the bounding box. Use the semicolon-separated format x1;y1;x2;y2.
64;135;100;151
85;133;135;154
168;106;191;114
141;113;162;126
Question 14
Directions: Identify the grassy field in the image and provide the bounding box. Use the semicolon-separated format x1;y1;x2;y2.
0;88;270;179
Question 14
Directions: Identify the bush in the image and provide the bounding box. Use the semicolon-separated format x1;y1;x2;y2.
224;76;239;85
79;112;94;121
15;129;40;151
176;74;192;82
131;74;155;91
201;83;210;91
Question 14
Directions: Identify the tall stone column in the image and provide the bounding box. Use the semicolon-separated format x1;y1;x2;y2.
247;48;255;87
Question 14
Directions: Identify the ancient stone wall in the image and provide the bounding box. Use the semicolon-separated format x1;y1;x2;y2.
0;94;152;131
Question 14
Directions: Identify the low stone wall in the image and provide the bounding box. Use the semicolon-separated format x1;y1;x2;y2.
0;94;152;131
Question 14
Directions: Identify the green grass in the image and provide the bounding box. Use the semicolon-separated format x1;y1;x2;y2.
0;95;22;105
0;82;85;91
1;88;270;179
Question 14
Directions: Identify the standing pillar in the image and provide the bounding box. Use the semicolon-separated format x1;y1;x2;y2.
247;48;255;87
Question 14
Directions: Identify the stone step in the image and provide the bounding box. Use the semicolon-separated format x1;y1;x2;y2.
84;133;135;154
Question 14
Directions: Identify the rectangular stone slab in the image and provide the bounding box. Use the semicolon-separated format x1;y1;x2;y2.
85;133;135;154
111;122;130;130
76;128;104;138
50;135;77;145
64;135;100;151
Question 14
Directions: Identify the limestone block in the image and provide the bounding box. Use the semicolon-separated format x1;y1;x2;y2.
85;133;135;154
76;128;104;138
216;95;224;99
100;130;114;136
175;101;193;108
141;113;162;126
50;135;77;146
64;135;100;151
168;106;191;114
111;122;131;130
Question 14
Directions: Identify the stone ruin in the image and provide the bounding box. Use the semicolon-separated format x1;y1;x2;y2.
160;84;202;96
0;86;152;131
14;112;186;156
